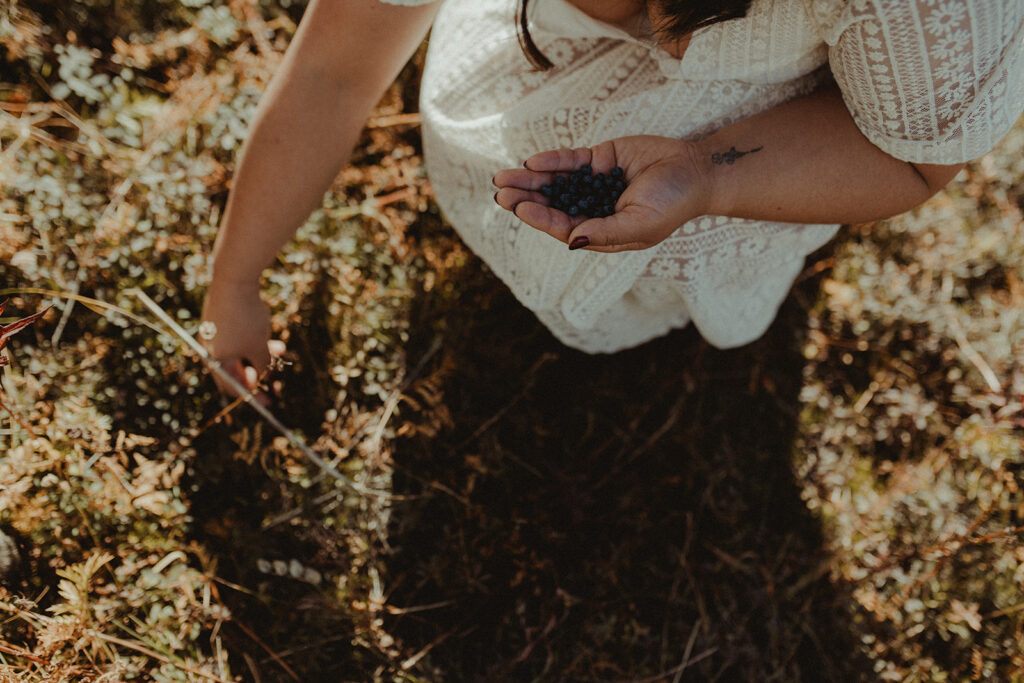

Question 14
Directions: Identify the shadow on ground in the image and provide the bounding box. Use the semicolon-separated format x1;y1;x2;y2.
384;246;874;682
183;238;874;682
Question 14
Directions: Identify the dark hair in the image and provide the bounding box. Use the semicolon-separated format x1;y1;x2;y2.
515;0;754;70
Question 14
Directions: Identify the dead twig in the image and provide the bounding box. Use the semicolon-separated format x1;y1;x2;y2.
596;392;687;489
454;352;558;449
368;334;443;458
0;392;35;437
946;312;1002;393
400;626;457;671
672;619;703;683
984;601;1024;620
0;639;50;665
230;617;300;681
609;646;718;683
49;278;80;347
367;112;422;128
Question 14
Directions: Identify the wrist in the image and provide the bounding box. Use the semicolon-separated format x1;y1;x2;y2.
680;137;718;218
209;240;267;288
209;261;263;290
691;135;735;217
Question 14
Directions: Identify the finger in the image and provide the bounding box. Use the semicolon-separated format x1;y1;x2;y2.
493;167;555;191
586;141;621;175
495;187;547;212
214;357;270;406
243;365;272;407
564;206;664;253
268;339;286;357
512;200;587;243
524;146;594;172
266;340;286;399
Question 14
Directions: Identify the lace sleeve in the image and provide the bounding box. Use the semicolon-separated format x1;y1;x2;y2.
809;0;1024;164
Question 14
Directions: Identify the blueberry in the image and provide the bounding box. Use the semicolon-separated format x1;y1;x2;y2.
535;164;627;217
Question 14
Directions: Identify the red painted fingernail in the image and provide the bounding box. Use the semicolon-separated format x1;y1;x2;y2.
569;236;590;250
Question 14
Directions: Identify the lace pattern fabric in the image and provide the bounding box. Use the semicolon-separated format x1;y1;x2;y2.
812;0;1024;163
384;0;1024;352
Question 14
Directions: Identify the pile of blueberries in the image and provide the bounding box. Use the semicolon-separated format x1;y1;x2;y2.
539;164;627;218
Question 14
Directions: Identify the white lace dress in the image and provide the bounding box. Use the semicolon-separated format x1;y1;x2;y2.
380;0;1024;352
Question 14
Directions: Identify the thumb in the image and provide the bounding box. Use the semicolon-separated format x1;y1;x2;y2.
268;339;286;357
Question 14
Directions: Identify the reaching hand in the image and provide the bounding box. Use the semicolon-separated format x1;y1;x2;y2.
493;135;710;253
200;278;284;406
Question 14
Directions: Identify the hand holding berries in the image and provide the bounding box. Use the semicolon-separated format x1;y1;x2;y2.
492;135;711;253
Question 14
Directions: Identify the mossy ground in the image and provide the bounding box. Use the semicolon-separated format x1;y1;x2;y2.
1;1;1022;681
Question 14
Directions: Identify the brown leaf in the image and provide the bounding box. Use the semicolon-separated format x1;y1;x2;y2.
0;300;51;367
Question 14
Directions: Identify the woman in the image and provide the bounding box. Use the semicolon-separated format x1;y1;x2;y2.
201;0;1024;397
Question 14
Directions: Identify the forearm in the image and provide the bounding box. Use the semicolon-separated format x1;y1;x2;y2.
210;74;375;285
697;85;964;225
209;0;438;286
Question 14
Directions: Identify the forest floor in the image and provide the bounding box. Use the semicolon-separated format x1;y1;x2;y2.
1;1;1023;681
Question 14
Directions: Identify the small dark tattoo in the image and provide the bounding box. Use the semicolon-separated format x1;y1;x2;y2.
711;145;764;165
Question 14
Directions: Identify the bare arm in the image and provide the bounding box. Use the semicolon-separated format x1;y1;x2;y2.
494;84;965;252
696;84;964;225
203;0;439;397
211;0;440;284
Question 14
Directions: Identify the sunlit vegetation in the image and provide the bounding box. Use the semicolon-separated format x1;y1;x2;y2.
1;0;1022;680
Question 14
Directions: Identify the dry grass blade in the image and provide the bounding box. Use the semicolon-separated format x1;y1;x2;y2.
0;287;167;337
128;288;391;499
92;632;235;683
230;617;300;681
946;311;1002;392
616;646;718;683
4;3;1022;677
0;639;50;665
